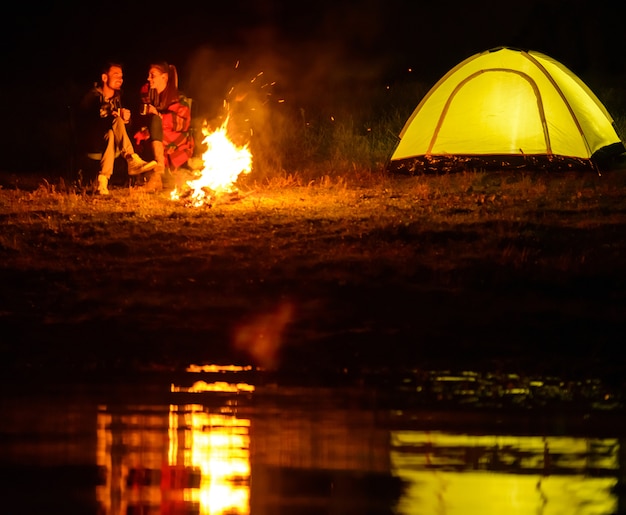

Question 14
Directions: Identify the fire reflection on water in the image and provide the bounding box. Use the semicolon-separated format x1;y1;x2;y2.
167;406;250;514
97;378;253;514
171;381;253;514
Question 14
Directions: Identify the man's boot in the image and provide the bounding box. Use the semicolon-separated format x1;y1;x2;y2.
127;153;157;176
96;174;109;195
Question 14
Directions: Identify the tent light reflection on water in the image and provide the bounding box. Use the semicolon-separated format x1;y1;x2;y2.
391;431;618;515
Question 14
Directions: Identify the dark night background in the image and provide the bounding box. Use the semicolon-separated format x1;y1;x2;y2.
2;0;626;174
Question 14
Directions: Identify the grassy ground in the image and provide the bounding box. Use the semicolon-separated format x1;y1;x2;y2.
1;168;626;394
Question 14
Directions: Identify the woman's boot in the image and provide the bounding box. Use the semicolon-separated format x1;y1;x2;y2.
139;141;164;193
142;170;163;193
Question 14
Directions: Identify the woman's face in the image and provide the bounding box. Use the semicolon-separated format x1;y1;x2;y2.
148;67;168;93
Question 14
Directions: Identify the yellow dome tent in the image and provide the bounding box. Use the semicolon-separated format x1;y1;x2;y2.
388;47;625;174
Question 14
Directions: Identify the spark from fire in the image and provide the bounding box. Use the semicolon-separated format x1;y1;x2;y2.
171;64;284;207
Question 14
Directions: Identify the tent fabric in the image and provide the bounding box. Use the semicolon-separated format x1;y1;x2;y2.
388;47;625;174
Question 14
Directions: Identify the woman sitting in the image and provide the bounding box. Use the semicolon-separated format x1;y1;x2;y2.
133;62;194;192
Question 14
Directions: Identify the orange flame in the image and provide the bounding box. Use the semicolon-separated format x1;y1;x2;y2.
171;115;252;206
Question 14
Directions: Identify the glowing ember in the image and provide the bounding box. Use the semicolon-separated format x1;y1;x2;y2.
171;115;252;206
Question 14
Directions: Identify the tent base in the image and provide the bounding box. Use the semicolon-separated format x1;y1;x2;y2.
387;154;609;175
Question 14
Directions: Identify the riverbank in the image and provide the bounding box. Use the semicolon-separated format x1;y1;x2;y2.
1;169;625;394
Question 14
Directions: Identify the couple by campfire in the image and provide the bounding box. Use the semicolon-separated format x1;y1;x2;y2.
77;61;193;195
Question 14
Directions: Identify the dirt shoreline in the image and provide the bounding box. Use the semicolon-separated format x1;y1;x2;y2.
1;170;626;395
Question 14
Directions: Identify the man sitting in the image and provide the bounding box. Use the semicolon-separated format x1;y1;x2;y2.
77;62;156;195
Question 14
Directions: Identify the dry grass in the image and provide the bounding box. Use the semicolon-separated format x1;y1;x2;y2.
3;168;626;287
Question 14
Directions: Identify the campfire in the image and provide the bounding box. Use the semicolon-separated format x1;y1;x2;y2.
171;114;252;207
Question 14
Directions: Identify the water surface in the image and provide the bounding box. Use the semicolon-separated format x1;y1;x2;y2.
1;366;624;514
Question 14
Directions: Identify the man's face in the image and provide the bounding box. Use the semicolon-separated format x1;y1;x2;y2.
104;66;124;91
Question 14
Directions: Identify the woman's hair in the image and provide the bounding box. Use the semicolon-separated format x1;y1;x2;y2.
151;61;179;108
